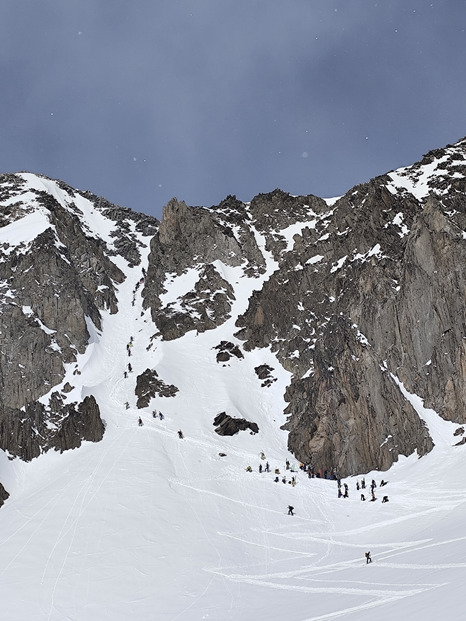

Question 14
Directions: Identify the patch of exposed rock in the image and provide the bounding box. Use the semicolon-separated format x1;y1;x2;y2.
213;412;259;436
135;369;179;408
0;395;104;461
215;341;244;363
0;482;9;508
254;364;277;387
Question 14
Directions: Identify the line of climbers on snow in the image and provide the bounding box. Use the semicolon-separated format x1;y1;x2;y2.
123;334;134;379
131;268;146;307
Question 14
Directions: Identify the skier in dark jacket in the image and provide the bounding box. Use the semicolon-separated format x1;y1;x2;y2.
365;551;372;564
288;505;294;516
178;429;184;439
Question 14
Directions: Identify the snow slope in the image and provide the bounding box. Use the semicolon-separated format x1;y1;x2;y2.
1;182;466;620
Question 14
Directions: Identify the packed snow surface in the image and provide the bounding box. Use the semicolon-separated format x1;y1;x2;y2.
1;177;466;620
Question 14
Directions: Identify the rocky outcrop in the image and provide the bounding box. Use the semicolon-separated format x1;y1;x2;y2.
215;341;244;363
254;364;277;387
213;412;259;436
0;395;104;460
52;396;105;452
142;197;266;338
282;317;434;475
0;482;8;508
154;263;237;340
135;369;179;408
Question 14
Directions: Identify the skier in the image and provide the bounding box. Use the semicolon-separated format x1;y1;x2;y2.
361;493;366;501
265;462;270;472
128;363;132;373
382;495;389;503
288;505;294;516
125;401;129;410
138;417;143;426
159;412;164;420
365;551;372;564
152;410;157;418
259;464;263;474
178;429;184;439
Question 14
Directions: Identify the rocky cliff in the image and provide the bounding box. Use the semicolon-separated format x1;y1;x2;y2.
1;138;466;499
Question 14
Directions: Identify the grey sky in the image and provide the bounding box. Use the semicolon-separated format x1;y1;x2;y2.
1;1;465;219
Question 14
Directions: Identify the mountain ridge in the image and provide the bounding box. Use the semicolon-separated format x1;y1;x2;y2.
1;137;466;490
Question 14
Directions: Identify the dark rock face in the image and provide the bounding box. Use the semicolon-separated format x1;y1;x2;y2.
233;139;466;475
154;263;236;341
0;395;104;460
53;396;105;452
213;412;259;436
255;364;277;387
135;369;179;408
215;341;244;363
142;197;266;339
0;482;8;508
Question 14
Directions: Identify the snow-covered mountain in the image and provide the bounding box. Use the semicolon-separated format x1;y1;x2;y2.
1;138;466;620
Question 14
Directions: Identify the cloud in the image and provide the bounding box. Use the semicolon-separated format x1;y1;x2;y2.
1;1;465;216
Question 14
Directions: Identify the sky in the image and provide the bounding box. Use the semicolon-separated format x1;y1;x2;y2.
1;0;466;219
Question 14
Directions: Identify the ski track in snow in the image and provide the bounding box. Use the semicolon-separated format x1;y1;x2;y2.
1;187;466;619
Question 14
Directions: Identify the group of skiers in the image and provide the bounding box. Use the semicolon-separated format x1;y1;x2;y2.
353;478;389;503
244;453;392;517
